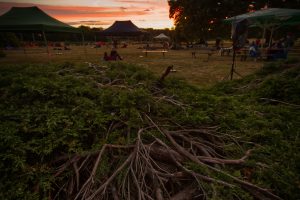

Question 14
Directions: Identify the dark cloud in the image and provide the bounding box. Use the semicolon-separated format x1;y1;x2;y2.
68;20;111;26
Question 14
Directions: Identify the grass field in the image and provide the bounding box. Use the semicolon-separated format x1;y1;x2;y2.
1;41;299;199
1;60;299;199
0;44;264;86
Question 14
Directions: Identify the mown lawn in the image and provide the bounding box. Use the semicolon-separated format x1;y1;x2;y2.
0;44;263;86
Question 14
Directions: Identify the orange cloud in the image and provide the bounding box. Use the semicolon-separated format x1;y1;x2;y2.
53;10;148;20
113;0;158;5
0;1;173;29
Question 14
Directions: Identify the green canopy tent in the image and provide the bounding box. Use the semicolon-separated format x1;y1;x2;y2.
224;8;300;46
100;20;144;36
99;21;147;46
0;6;81;54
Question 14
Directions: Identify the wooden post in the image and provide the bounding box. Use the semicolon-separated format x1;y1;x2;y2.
159;65;173;83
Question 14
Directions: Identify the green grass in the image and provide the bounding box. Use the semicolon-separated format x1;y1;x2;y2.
0;44;263;86
0;60;299;199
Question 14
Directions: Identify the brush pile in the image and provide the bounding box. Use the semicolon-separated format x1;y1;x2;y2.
2;62;297;199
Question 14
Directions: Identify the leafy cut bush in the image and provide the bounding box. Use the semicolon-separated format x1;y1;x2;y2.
0;50;5;58
0;32;21;48
0;61;299;200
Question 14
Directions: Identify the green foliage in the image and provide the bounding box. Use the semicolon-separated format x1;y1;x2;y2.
78;25;104;41
211;63;300;199
0;32;21;48
168;0;300;41
162;62;300;199
0;61;299;199
0;50;5;58
0;62;162;199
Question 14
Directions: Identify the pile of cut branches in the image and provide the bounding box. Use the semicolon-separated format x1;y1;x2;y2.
51;63;281;200
0;62;284;199
54;125;280;200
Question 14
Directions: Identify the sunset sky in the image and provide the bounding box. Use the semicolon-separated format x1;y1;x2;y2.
0;0;174;29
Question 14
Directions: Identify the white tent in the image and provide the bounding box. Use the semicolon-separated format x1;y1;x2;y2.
154;33;170;40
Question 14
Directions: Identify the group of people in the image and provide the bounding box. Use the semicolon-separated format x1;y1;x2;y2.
248;34;294;61
265;35;295;60
100;35;294;62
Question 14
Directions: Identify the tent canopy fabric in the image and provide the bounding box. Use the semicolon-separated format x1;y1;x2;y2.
100;20;143;36
154;33;170;40
224;8;300;28
0;6;79;33
224;8;300;47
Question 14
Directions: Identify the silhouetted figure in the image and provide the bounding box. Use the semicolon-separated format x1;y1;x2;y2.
64;45;71;50
215;37;222;50
103;50;123;61
199;38;208;47
113;40;118;48
285;33;294;49
110;49;123;60
103;52;111;61
249;41;260;60
163;41;169;50
255;39;261;47
267;40;286;60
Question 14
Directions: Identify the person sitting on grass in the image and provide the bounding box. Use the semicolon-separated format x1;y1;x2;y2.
110;49;123;60
103;52;111;61
121;43;128;48
64;45;71;50
103;49;123;61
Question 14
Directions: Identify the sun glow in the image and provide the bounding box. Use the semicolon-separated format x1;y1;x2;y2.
0;0;174;29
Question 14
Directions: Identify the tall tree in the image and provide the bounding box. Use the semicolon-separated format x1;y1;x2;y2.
168;0;300;41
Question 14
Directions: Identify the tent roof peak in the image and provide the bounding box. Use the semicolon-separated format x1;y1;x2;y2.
0;6;79;33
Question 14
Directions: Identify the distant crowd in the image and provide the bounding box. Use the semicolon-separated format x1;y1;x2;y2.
247;33;295;61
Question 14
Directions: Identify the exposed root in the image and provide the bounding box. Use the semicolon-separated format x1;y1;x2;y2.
51;114;282;200
50;64;282;199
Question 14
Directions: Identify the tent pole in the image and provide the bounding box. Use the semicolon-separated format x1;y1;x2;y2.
32;33;35;42
20;33;27;56
81;32;87;59
42;31;50;55
230;49;236;80
262;26;266;45
268;27;274;47
94;35;97;52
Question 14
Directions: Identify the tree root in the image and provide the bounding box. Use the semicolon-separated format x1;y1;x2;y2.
50;114;282;200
